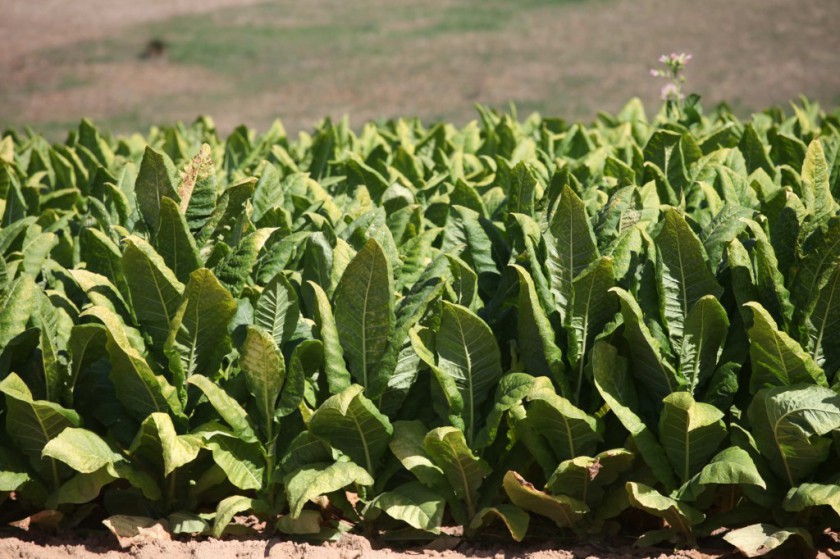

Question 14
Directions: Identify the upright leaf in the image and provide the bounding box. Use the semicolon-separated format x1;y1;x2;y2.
655;209;722;348
435;302;503;445
334;238;394;394
164;268;236;389
545;184;598;320
135;146;179;234
424;427;491;520
122;236;185;351
255;273;300;349
745;302;826;392
239;326;285;440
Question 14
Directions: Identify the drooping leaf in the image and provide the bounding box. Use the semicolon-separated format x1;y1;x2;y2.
80;306;182;420
748;384;840;486
308;384;393;475
372;481;446;533
469;504;530;542
658;392;726;484
284;460;374;518
503;471;587;529
723;523;813;558
625;482;703;544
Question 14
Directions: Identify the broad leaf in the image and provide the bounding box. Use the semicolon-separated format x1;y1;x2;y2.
308;384;393;475
334;238;394;394
748;384;840;485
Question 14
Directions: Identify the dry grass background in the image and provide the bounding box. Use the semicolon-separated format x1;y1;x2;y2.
1;0;839;138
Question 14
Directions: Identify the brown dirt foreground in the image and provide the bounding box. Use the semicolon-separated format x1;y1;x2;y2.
0;532;739;559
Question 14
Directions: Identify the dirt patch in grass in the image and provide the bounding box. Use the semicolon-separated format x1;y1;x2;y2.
1;0;839;136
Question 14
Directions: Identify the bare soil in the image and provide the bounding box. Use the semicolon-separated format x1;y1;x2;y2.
0;530;730;559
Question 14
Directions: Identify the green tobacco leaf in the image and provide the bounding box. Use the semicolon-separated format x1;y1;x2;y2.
156;196;201;284
525;380;600;463
81;306;182;420
306;281;351;395
512;265;565;395
659;392;726;484
655;209;723;349
214;228;275;297
136;146;180;234
373;481;445;533
469;504;529;542
791;218;840;319
436;302;503;446
284;460;374;517
308;384;393;475
679;296;729;393
546;449;634;505
784;483;840;517
279;339;321;417
545;184;599;320
612;288;682;400
745;302;827;391
165;268;236;390
567;256;616;401
129;413;202;477
748;384;840;486
0;274;37;349
212;495;255;538
808;264;840;380
0;373;80;480
389;421;447;489
697;447;765;488
204;434;264;491
441;205;497;281
592;341;677;491
334;238;395;395
626;482;703;544
42;427;122;474
255;272;300;349
179;143;217;232
424;426;491;520
802;139;838;227
507;161;537;216
504;471;587;529
239;326;285;441
122;236;185;351
475;373;536;449
723;523;813;558
187;376;256;441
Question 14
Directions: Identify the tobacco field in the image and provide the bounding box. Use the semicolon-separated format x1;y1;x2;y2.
1;98;840;557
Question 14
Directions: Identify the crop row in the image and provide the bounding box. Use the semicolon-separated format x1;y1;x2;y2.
1;99;839;555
